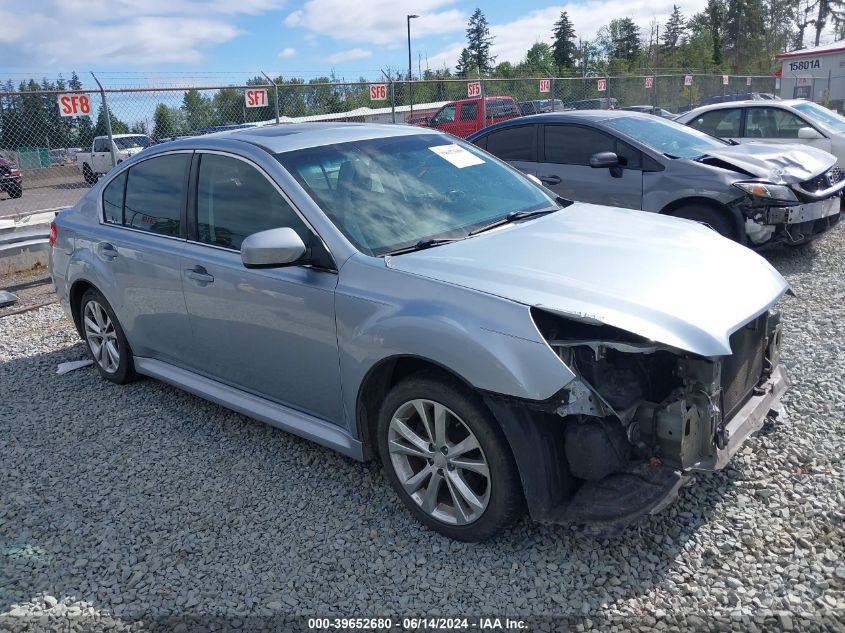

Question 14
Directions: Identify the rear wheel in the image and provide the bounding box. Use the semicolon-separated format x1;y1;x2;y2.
7;184;22;198
80;288;136;384
82;163;97;185
670;204;738;241
377;373;523;541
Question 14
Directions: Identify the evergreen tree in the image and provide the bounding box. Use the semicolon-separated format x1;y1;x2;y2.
663;5;687;49
182;89;213;131
152;103;176;140
465;8;496;74
552;11;578;70
706;0;724;65
455;48;475;78
523;42;554;74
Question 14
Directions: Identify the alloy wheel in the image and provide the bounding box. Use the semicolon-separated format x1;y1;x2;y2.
388;399;491;525
83;300;120;374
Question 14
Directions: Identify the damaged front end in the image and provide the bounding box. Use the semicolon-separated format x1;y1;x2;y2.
730;168;844;247
509;308;787;530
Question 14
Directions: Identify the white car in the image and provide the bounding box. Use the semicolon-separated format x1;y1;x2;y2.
675;99;845;166
76;134;153;184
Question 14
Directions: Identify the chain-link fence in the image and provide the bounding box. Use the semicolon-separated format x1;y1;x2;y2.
0;73;781;217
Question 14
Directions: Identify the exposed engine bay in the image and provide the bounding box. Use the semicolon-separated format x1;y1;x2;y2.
530;308;786;527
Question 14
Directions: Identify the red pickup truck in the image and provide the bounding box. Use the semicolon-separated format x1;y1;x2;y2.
416;96;521;138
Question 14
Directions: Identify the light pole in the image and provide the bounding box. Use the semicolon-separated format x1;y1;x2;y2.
407;14;419;119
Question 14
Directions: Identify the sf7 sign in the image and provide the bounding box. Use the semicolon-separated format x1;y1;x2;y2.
644;76;654;89
58;94;91;117
369;84;388;101
539;79;551;93
467;81;482;98
245;88;268;108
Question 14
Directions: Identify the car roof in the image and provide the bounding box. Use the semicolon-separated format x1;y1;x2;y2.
159;122;447;154
682;99;802;117
467;110;653;138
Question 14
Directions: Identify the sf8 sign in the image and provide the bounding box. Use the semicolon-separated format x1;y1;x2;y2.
369;84;388;101
467;81;481;98
58;94;92;117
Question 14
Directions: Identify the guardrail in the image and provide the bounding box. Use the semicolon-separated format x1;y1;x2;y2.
0;210;60;276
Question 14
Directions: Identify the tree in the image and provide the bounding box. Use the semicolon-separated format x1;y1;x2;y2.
522;42;554;74
597;18;641;64
152;103;176;140
182;89;213;131
706;0;724;65
93;104;129;138
663;5;687;50
455;48;476;78
552;11;578;70
465;8;496;74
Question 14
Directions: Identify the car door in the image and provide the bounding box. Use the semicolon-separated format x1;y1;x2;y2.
180;152;343;423
92;137;112;173
96;151;194;364
535;123;643;209
685;107;742;142
429;104;458;136
479;124;538;176
742;106;832;153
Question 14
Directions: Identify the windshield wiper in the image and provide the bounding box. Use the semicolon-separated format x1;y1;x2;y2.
468;208;558;236
386;237;462;256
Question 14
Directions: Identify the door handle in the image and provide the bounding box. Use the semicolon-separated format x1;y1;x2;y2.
540;174;561;185
97;242;118;260
185;266;214;285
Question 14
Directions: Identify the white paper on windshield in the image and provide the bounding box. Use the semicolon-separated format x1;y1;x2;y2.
429;144;485;168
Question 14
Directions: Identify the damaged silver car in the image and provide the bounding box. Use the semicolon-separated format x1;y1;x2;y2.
50;124;788;541
468;111;843;248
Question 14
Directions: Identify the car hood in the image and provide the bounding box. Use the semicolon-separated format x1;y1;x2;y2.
697;142;835;184
389;204;788;357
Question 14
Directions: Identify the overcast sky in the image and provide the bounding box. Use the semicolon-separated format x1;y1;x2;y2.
0;0;830;84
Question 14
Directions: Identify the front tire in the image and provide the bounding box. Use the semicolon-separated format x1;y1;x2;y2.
377;373;523;541
82;164;97;185
670;204;738;241
80;288;136;384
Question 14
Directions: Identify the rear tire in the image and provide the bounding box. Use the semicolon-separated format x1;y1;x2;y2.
7;184;22;198
82;164;97;185
80;288;136;384
377;372;523;541
670;204;738;241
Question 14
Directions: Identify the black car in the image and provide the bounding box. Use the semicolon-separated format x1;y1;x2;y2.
0;158;22;199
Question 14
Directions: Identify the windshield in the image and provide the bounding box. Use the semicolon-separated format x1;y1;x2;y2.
114;136;152;150
792;101;845;133
603;115;729;158
276;134;554;256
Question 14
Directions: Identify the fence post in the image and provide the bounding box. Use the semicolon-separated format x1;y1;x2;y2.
261;71;280;124
550;75;556;111
480;76;487;128
90;72;116;168
390;82;396;124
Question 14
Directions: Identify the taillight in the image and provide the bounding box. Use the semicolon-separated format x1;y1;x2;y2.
49;222;57;247
10;167;20;176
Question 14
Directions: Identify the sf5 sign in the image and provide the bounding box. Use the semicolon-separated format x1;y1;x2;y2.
58;94;92;117
245;88;268;108
467;81;482;98
369;84;388;101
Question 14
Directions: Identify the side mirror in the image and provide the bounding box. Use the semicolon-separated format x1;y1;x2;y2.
589;151;621;169
241;227;306;268
798;126;823;140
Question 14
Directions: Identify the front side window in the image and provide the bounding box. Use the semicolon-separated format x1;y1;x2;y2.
196;154;309;250
277;134;554;256
123;154;188;237
114;136;152;150
485;125;536;161
544;125;614;165
431;105;456;125
688;108;741;137
744;107;808;139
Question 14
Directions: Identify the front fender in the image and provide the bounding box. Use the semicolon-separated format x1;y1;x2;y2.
336;255;575;433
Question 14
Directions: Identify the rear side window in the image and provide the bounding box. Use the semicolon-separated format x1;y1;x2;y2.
688;109;741;137
124;154;188;237
102;171;126;225
484;125;536;161
460;103;478;121
196;154;309;251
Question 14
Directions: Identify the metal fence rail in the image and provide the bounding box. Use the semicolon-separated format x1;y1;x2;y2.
0;73;781;218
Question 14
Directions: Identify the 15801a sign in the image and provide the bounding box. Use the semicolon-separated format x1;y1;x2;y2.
788;59;820;71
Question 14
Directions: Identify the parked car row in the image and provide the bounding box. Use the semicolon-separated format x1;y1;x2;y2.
51;119;799;541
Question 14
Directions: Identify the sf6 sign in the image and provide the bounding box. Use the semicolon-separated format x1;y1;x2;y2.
245;88;268;108
467;81;481;97
369;84;388;101
539;79;551;93
58;94;91;117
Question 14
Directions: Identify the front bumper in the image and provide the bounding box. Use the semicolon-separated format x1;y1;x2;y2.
0;175;22;189
746;197;841;247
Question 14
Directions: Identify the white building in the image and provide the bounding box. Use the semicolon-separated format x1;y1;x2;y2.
777;40;845;110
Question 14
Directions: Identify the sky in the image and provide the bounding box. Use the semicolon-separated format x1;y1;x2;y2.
0;0;829;86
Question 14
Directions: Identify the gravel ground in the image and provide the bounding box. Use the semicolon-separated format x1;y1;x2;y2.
1;225;844;632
